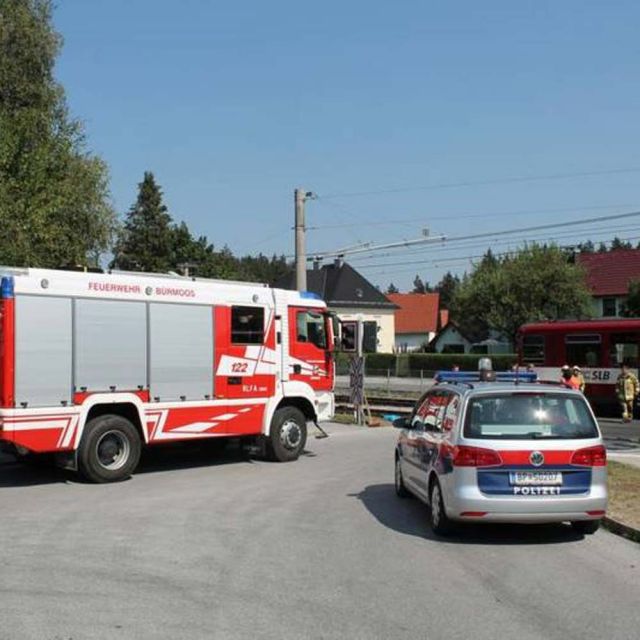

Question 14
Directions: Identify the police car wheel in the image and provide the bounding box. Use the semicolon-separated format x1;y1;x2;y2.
395;456;409;498
267;407;307;462
428;479;453;536
571;520;601;535
78;414;142;483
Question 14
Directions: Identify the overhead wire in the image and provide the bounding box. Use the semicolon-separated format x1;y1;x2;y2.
308;202;636;231
304;209;640;260
318;167;640;200
346;221;640;264
363;232;640;279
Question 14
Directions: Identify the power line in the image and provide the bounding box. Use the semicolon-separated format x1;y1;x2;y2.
308;202;636;231
306;209;640;260
347;222;640;264
319;167;640;200
363;234;640;279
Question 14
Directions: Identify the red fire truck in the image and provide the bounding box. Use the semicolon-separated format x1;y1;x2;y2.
0;268;335;482
518;319;640;408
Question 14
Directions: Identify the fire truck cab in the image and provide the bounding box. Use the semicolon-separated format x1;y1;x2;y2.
0;268;335;482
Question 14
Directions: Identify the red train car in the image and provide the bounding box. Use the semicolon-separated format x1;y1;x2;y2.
518;319;640;408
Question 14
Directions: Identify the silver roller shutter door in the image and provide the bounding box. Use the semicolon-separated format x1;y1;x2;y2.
149;303;213;401
15;295;73;407
74;299;147;392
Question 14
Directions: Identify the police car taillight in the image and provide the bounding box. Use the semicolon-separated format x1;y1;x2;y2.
571;445;607;467
453;445;502;467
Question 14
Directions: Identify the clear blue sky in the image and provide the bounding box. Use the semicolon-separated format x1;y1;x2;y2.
54;0;640;290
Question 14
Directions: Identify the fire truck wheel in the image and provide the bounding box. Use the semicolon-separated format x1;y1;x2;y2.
268;407;307;462
78;415;142;483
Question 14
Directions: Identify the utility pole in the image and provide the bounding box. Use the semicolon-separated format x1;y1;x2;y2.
295;188;315;291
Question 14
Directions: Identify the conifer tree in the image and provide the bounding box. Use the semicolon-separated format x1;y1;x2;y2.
111;172;174;272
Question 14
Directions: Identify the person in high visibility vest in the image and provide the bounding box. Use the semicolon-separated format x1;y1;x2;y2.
616;363;639;423
560;365;580;390
572;366;586;392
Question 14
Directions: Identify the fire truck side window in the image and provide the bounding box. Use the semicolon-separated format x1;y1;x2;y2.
296;311;327;349
231;306;264;344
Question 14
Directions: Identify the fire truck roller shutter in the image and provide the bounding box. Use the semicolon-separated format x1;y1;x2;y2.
74;300;147;393
15;295;73;407
149;303;213;401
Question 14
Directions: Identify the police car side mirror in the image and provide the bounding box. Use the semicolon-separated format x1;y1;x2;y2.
392;417;408;429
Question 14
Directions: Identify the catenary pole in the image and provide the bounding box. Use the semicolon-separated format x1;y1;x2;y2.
294;188;307;291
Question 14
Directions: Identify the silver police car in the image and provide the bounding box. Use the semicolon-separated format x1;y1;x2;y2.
394;376;607;536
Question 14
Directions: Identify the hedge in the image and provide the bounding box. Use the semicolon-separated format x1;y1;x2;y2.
334;352;518;376
406;353;518;373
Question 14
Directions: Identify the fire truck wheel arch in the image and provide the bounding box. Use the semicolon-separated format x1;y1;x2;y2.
264;383;318;436
76;393;149;447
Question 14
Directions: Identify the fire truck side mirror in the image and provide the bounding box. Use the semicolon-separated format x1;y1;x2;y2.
340;321;358;353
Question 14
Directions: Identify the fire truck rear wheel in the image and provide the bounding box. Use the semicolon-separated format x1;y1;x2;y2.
78;414;142;483
268;407;307;462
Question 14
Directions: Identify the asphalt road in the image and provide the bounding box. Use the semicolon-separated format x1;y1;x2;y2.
1;425;639;640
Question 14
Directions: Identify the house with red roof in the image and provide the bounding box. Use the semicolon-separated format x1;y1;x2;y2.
576;249;640;317
387;292;443;352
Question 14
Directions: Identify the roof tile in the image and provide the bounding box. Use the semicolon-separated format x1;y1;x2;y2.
577;249;640;296
388;293;440;334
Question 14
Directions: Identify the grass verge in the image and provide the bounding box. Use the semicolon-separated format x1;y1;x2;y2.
607;461;640;532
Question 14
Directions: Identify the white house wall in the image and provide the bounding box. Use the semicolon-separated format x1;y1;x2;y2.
434;326;472;353
332;307;396;353
395;332;435;352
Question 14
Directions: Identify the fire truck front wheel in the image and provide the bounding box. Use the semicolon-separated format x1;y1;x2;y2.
78;415;142;483
267;407;307;462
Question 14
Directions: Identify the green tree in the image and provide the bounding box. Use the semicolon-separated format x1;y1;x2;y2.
622;280;640;317
435;271;459;309
386;282;399;294
236;253;290;284
412;275;426;293
0;0;116;267
611;236;632;251
576;240;595;253
450;244;592;343
111;172;174;272
412;275;433;293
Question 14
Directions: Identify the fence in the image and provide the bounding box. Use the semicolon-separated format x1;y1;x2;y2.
335;353;518;378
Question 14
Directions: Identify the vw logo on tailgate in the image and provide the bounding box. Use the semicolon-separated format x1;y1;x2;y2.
529;451;545;467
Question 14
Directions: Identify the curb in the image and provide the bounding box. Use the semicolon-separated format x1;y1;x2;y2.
603;516;640;543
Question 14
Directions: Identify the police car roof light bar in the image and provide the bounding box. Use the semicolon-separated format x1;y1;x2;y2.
435;371;538;384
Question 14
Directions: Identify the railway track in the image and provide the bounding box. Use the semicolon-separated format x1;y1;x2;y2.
334;393;415;416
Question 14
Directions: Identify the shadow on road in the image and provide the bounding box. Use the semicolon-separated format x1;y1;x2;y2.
0;454;71;488
135;440;253;475
0;439;315;486
351;483;586;545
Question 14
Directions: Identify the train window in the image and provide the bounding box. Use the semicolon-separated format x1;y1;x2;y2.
522;334;545;364
610;333;639;367
565;334;601;367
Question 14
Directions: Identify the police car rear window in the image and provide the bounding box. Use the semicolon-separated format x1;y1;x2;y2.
463;393;599;440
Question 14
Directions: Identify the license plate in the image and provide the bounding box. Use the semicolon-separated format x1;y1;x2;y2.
509;471;563;486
